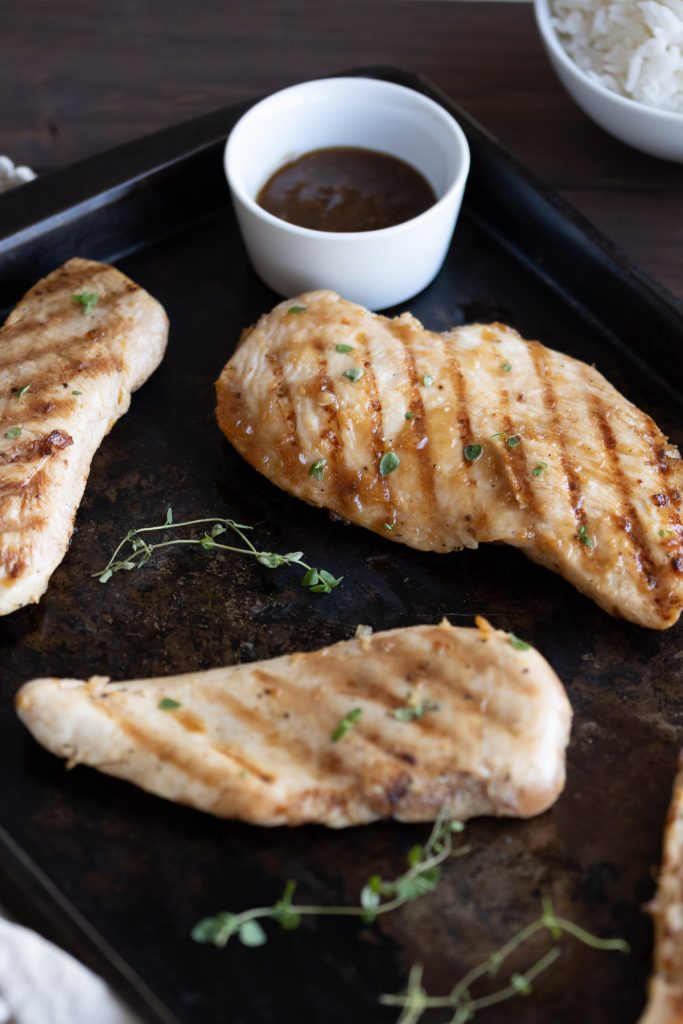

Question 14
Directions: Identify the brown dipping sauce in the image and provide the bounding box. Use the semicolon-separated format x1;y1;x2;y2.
256;146;437;233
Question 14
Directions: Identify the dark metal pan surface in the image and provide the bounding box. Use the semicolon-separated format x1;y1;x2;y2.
0;67;681;1024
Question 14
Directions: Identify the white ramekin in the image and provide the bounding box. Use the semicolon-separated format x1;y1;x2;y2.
535;0;683;163
224;77;471;310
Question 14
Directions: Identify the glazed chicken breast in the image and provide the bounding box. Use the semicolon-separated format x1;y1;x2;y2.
639;755;683;1024
0;258;168;615
16;618;571;828
216;291;683;630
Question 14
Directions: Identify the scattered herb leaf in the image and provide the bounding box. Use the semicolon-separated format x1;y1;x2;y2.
288;305;307;314
464;444;483;462
94;511;341;596
12;384;31;400
191;810;468;948
393;698;441;722
383;523;393;531
72;390;83;397
72;292;99;315
508;632;531;651
422;374;435;387
309;458;327;480
506;434;521;449
659;528;673;538
343;367;364;382
577;525;594;548
502;362;513;372
335;343;354;353
158;698;182;711
380;895;628;1023
405;411;415;421
4;425;23;440
331;707;363;742
532;462;548;477
379;451;400;475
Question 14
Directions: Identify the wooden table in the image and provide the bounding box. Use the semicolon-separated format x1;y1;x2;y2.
2;0;683;300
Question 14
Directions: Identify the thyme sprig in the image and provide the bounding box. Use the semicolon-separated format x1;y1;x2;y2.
380;894;628;1024
191;811;469;949
93;508;342;595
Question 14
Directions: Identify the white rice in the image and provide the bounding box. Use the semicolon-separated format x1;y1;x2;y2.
551;0;683;112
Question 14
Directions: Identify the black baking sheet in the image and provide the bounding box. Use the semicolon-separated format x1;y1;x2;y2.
0;67;681;1024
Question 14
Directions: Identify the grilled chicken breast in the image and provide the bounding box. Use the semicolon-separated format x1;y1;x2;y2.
16;618;571;828
216;291;683;630
0;258;168;614
639;755;683;1024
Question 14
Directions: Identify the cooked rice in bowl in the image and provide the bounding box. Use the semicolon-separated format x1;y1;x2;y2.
551;0;683;113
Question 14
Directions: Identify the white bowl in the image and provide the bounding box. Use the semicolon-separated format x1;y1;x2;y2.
535;0;683;163
224;77;470;310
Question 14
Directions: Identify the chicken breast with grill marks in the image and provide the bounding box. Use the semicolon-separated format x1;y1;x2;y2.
639;755;683;1024
15;619;571;828
216;290;683;630
0;257;168;615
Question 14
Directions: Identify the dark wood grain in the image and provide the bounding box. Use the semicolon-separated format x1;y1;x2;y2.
2;0;682;298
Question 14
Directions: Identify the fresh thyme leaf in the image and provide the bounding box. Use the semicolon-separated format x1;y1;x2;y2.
93;511;341;596
191;911;239;947
422;374;435;387
72;390;83;396
405;411;415;420
383;523;393;531
490;431;506;439
12;384;31;400
309;458;327;480
257;552;288;568
502;362;513;372
464;444;482;462
380;895;628;1023
158;698;182;711
659;528;673;538
577;525;594;548
287;305;307;314
72;292;99;315
273;881;300;931
191;811;468;950
532;461;548;476
331;707;363;742
335;343;354;353
4;425;22;440
393;698;441;721
511;972;533;996
508;632;531;651
343;367;364;382
238;920;267;947
506;434;521;449
379;451;400;475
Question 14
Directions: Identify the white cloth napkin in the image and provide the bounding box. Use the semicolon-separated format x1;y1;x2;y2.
0;157;36;194
0;914;142;1024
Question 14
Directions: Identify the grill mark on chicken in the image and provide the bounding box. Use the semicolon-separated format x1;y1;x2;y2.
590;395;662;594
311;336;360;519
444;346;489;534
0;291;135;349
645;421;683;541
265;349;299;449
0;258;168;615
216;291;683;628
355;335;396;527
528;341;587;534
394;330;440;526
96;697;260;788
